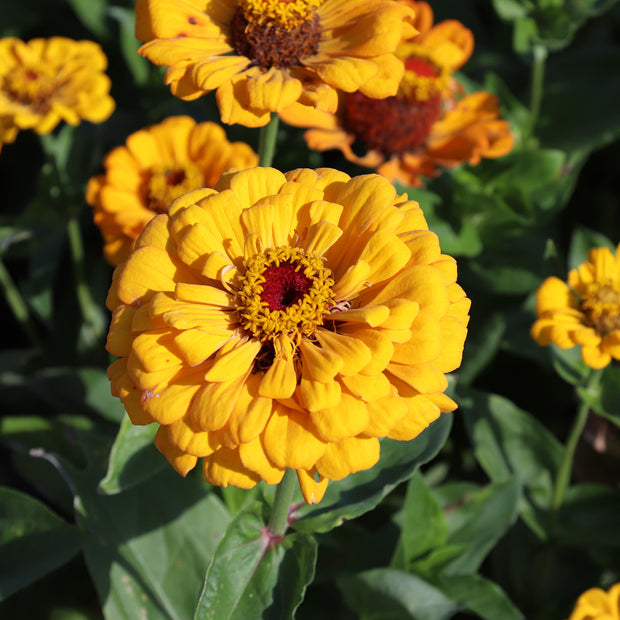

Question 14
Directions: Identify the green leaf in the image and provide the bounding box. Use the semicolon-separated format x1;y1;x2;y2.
438;574;524;620
65;0;109;40
29;428;231;620
108;6;150;85
554;484;620;550
396;472;447;569
293;414;452;534
576;366;620;427
568;226;616;272
441;479;521;575
460;388;562;537
98;416;165;494
0;486;83;601
339;568;459;620
194;502;317;620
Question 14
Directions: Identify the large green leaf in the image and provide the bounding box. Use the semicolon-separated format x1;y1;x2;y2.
460;388;562;537
194;502;317;620
98;416;165;494
438;574;524;620
339;568;459;620
395;472;448;570
554;484;620;551
0;486;83;601
29;428;232;620
441;479;521;575
293;414;452;534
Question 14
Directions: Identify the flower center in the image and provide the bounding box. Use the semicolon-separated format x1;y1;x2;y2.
231;0;322;69
581;283;620;334
144;162;205;213
3;66;56;110
237;246;334;342
343;90;442;158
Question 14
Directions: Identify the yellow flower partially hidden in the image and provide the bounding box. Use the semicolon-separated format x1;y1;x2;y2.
532;245;620;369
0;37;114;147
87;116;258;266
134;0;417;127
106;167;470;504
281;0;514;187
568;583;620;620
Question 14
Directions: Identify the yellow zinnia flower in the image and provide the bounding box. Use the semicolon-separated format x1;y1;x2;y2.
281;1;514;187
106;167;470;504
568;583;620;620
87;116;258;266
0;37;114;145
531;244;620;369
134;0;417;127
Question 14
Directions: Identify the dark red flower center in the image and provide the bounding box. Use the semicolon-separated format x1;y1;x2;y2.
231;9;321;69
343;91;442;159
260;262;311;310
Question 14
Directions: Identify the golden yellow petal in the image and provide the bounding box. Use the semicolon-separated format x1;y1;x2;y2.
263;406;327;470
581;345;611;369
391;311;443;365
297;376;342;412
303;221;343;256
225;374;274;444
246;67;302;113
204;337;261;382
164;418;221;457
203;448;261;489
188;371;249;432
387;395;440;441
142;376;203;425
297;468;328;505
331;260;371;300
387;362;448;394
154;427;198;477
259;336;297;399
316;436;380;481
340;372;392;402
315;329;371;376
191;55;251;91
299;338;344;382
131;329;184;372
238;438;285;485
106;305;137;357
311;391;369;443
433;315;468;373
173;329;232;366
362;395;409;438
337;327;394;375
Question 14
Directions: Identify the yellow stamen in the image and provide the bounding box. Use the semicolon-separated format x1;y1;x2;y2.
237;246;334;342
238;0;324;27
581;283;620;334
145;162;205;213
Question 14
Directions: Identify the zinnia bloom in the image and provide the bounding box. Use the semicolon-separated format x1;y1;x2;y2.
281;1;514;187
87;115;258;265
134;0;416;127
106;167;470;504
531;244;620;369
568;583;620;620
0;37;114;144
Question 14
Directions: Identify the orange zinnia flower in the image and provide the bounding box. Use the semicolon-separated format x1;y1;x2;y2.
531;244;620;369
134;0;416;127
106;167;470;504
0;37;114;147
281;1;514;186
87;116;258;265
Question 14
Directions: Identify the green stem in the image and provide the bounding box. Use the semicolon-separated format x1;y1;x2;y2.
258;114;280;167
66;215;98;331
551;369;602;512
0;257;41;347
527;43;547;142
267;469;297;537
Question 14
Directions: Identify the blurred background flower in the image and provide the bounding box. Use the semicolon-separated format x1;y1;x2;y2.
87;115;258;265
